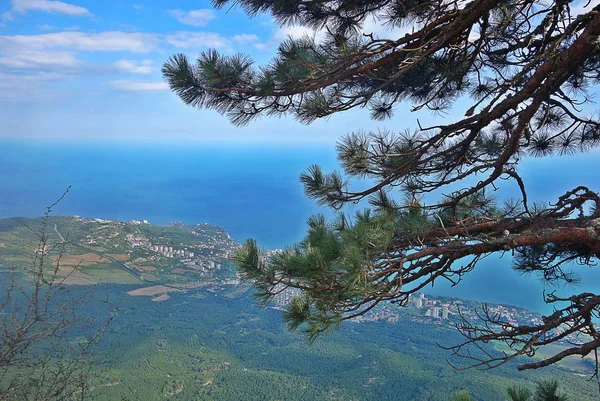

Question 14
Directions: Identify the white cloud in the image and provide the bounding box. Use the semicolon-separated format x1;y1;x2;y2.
110;80;168;92
0;49;78;68
165;32;231;49
4;0;92;20
274;24;327;43
114;59;153;74
0;71;64;102
168;9;216;27
0;31;159;53
0;30;243;56
132;4;143;10
0;29;259;99
0;70;61;86
233;34;259;45
252;24;326;51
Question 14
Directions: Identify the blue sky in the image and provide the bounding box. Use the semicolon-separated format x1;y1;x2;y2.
0;0;419;144
1;0;598;144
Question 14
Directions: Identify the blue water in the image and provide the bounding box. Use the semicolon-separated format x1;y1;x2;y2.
1;140;337;248
2;139;600;313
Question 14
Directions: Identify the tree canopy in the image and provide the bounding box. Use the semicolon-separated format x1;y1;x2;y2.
163;0;600;373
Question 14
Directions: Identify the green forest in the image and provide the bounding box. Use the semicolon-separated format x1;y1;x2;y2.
72;285;597;401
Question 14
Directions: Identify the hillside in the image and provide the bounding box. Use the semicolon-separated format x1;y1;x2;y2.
0;215;242;302
78;284;599;401
1;216;598;400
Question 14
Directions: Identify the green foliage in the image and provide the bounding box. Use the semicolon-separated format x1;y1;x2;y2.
60;285;596;401
0;209;115;401
502;380;570;401
506;385;532;401
234;210;400;338
533;380;568;401
0;216;236;284
448;390;475;401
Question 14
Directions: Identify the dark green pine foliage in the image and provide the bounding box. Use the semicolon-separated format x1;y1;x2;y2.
235;212;397;340
532;381;569;401
165;0;600;372
506;385;533;401
504;380;570;401
447;380;570;401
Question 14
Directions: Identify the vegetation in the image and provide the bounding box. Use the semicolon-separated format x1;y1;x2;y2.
449;390;476;401
449;379;569;401
0;216;236;285
0;200;114;400
67;285;598;401
0;213;595;400
164;0;600;372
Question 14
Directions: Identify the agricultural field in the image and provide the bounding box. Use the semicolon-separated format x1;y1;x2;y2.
0;216;238;287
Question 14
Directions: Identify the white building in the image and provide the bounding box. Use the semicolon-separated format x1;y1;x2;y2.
442;305;449;320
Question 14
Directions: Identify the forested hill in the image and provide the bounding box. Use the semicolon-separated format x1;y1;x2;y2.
74;284;600;401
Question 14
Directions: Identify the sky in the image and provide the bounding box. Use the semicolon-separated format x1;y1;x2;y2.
0;0;598;144
0;0;429;144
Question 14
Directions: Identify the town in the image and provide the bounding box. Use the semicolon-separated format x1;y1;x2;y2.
271;287;591;349
71;215;238;279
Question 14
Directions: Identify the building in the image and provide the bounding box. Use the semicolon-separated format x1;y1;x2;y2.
442;305;449;320
416;298;423;308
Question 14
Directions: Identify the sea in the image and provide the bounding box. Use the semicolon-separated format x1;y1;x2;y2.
2;139;599;313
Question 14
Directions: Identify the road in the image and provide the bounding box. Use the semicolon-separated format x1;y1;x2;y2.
53;223;66;242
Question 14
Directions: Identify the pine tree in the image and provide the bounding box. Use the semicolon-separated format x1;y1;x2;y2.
533;381;568;401
164;0;600;371
507;385;533;401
